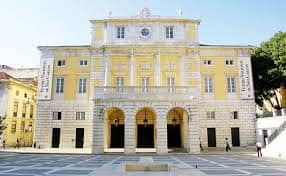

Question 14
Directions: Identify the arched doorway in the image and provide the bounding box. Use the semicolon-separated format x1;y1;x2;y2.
167;107;189;152
103;108;125;149
136;107;156;148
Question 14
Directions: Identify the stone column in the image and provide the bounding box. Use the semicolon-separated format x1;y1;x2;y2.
124;111;136;154
188;109;200;154
104;54;109;86
130;49;135;86
156;111;168;154
155;49;161;86
92;105;104;154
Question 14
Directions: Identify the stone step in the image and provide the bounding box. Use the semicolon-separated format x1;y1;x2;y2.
125;163;169;172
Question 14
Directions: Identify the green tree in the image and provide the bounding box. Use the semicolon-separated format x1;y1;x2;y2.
251;31;286;110
0;115;7;136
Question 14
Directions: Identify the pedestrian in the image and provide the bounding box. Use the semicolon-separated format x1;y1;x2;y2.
2;139;5;149
16;138;19;149
199;138;203;151
225;138;231;152
256;141;262;157
33;141;36;149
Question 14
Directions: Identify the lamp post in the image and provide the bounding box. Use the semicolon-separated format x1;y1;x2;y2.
172;116;177;127
114;117;119;127
143;108;148;127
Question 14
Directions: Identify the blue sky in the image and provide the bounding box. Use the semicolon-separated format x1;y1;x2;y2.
0;0;285;68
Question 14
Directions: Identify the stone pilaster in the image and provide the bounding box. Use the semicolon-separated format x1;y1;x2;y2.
130;49;135;86
155;50;161;86
104;53;109;86
156;112;168;154
180;54;185;86
92;105;104;154
189;110;200;154
124;111;136;154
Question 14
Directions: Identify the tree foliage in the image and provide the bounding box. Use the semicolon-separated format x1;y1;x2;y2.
251;31;286;109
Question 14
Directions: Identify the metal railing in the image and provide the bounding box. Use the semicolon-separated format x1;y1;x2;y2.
94;86;197;100
268;120;286;144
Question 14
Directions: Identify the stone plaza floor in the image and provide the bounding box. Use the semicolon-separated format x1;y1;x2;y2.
0;152;286;176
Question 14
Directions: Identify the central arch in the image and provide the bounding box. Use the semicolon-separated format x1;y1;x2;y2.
103;107;125;151
135;107;156;148
167;107;189;152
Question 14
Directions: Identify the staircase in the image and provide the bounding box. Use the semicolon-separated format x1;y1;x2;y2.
268;121;286;144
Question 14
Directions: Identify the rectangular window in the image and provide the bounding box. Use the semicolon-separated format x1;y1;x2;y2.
56;78;64;93
227;77;236;93
226;59;234;65
57;60;66;67
141;77;150;93
117;26;125;39
204;60;212;65
205;77;213;93
13;101;18;117
207;111;215;120
232;111;239;119
78;78;86;94
22;103;26;118
52;112;62;120
80;60;88;66
20;121;25;132
166;26;174;39
167;77;175;92
116;77;124;92
30;105;34;118
11;122;16;133
76;112;85;120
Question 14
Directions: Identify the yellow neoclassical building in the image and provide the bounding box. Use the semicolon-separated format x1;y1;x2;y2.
35;8;256;154
0;71;37;147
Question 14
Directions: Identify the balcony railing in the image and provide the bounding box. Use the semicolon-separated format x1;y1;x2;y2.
94;86;197;100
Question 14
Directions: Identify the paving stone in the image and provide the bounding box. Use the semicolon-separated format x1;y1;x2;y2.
6;168;51;174
200;169;243;175
50;169;93;175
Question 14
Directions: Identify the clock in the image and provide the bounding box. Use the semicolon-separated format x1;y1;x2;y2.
141;28;150;37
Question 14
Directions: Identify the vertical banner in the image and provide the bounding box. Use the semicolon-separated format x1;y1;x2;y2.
38;58;54;100
238;57;254;99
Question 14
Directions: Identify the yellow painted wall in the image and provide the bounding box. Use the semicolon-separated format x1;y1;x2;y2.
187;24;198;41
109;56;130;86
95;22;104;41
3;80;36;147
160;55;180;86
135;56;155;86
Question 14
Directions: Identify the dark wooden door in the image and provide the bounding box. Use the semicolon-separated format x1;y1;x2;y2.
231;128;240;147
110;125;124;148
52;128;60;148
207;128;216;147
167;124;181;148
76;128;84;148
137;125;154;148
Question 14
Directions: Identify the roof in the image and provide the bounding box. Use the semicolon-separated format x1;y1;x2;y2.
0;72;15;79
37;45;90;50
199;44;255;48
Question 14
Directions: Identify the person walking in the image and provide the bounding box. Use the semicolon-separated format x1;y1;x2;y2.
199;138;203;151
16;138;19;149
2;139;5;149
225;138;231;152
256;141;262;157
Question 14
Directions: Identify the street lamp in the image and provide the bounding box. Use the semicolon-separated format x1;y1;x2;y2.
143;109;148;127
172;116;177;126
114;117;119;127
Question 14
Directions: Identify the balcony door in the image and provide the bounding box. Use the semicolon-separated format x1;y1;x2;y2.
167;77;175;92
116;77;124;92
141;77;150;93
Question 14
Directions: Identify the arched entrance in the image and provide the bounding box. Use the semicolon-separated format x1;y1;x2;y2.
136;107;156;148
103;108;125;150
167;107;189;152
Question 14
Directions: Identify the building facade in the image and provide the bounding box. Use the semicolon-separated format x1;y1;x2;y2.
0;71;37;147
35;8;256;154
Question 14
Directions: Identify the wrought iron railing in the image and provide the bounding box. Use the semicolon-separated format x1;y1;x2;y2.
94;86;197;100
268;121;286;144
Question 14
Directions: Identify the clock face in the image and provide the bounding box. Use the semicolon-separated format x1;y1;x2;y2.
141;28;150;36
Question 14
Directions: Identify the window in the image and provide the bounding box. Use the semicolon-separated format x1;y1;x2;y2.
78;78;86;94
117;26;125;39
56;78;64;93
226;59;234;65
141;77;150;93
22;103;26;118
167;77;175;92
28;122;33;132
205;77;213;93
57;60;66;66
52;112;62;120
232;111;239;119
166;26;174;39
24;93;27;98
11;122;16;133
80;60;88;66
20;121;25;132
203;60;212;65
13;101;18;117
76;112;85;120
30;105;34;118
227;77;236;93
116;77;124;92
207;111;215;120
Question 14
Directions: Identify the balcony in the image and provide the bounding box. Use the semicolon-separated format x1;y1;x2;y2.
94;86;198;101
